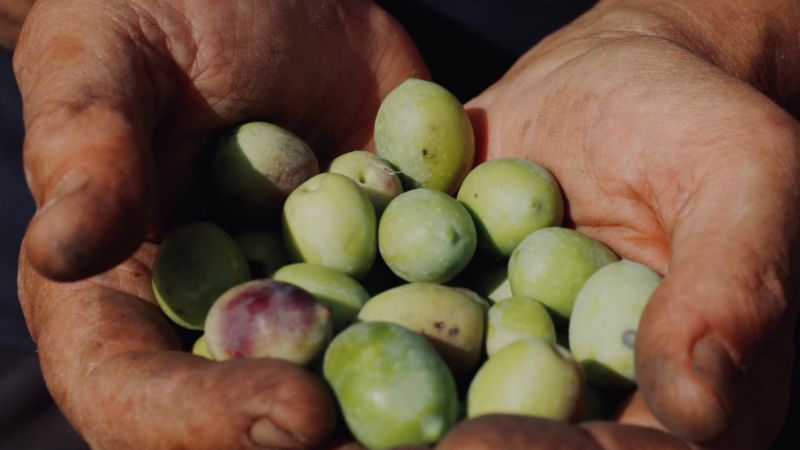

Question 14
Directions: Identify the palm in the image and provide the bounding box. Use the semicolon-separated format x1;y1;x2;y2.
135;0;426;182
452;32;799;450
17;0;427;279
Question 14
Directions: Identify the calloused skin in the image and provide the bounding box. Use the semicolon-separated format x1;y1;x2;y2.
11;0;800;450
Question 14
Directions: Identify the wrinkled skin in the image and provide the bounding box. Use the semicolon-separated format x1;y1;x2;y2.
15;0;426;449
442;3;800;450
13;0;800;449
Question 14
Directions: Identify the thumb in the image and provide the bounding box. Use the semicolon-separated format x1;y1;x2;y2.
14;2;161;280
635;121;800;445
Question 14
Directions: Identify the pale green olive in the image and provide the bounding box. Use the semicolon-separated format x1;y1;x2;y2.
191;335;214;360
273;263;369;332
486;296;556;356
375;79;474;194
508;227;618;324
152;222;251;330
324;322;458;449
328;150;403;215
359;283;485;375
212;121;318;224
569;259;661;390
457;158;564;257
379;188;476;283
283;173;377;278
467;338;584;421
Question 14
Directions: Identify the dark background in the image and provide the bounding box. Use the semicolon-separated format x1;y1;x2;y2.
0;1;797;448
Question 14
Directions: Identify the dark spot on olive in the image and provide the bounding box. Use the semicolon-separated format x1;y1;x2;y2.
473;193;478;198
622;329;636;349
433;321;445;330
422;149;428;156
448;327;460;337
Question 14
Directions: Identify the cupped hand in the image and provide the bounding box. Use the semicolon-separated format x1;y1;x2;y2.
15;0;427;448
438;4;800;450
16;0;427;281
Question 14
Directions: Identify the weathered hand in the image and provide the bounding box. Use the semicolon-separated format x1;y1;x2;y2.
439;2;800;449
16;0;426;281
14;0;426;448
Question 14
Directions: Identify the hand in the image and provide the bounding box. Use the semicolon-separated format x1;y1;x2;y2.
15;0;427;448
438;2;800;449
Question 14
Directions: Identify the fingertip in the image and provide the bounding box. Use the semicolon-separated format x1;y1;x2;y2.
25;216;93;282
24;175;152;281
637;331;735;444
247;361;337;449
634;266;746;445
690;334;735;428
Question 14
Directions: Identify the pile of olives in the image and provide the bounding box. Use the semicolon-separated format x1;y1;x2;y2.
152;78;661;450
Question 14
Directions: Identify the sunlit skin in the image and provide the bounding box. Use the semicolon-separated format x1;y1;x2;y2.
10;0;800;449
15;1;427;449
446;3;800;448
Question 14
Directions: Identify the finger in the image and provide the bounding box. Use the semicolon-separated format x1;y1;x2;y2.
18;244;336;450
435;415;689;450
636;103;800;445
14;1;168;280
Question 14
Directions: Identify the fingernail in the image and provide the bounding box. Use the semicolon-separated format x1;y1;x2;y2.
691;334;735;437
39;170;89;212
250;418;305;450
